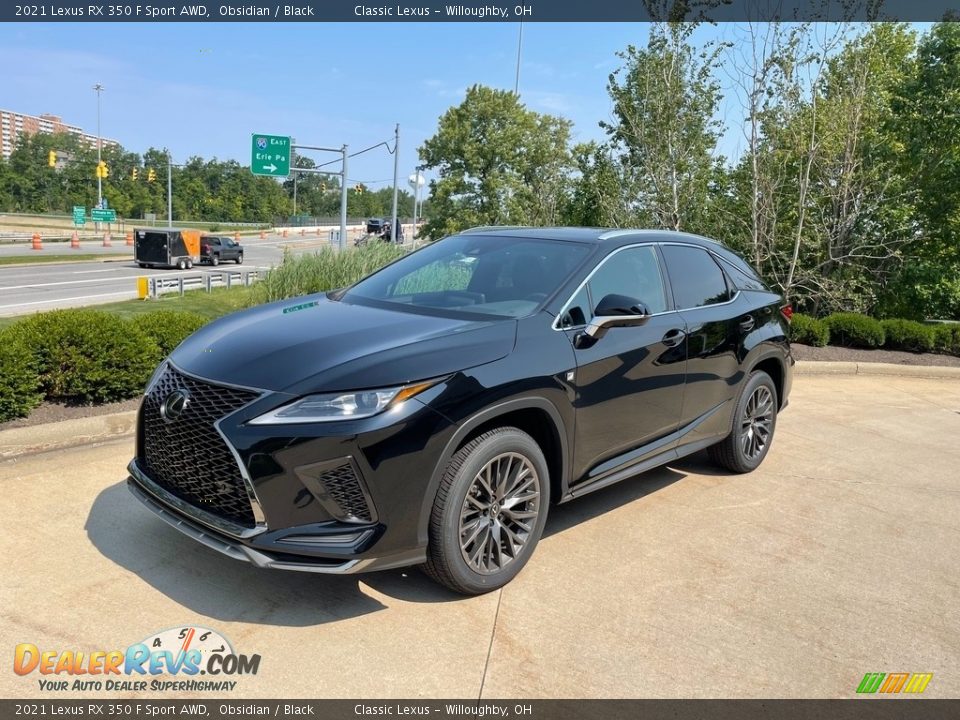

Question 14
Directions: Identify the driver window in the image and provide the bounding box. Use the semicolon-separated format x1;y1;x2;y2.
588;246;667;317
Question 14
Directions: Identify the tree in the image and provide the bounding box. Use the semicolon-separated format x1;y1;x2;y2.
601;22;725;232
419;85;573;238
880;21;960;319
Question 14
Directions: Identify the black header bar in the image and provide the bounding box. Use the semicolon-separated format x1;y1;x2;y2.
4;0;959;23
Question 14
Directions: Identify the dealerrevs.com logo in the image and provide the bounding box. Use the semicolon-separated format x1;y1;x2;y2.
13;626;260;693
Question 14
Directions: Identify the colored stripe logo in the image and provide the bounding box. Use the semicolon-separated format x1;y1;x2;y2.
857;672;933;694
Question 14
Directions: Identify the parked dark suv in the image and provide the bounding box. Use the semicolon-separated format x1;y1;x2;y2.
128;228;793;594
200;236;243;266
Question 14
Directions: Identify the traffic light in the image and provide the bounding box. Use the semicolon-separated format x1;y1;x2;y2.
131;168;139;181
147;168;156;183
354;183;364;194
95;161;108;179
48;150;57;168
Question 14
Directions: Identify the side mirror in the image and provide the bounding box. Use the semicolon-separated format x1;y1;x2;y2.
580;294;651;343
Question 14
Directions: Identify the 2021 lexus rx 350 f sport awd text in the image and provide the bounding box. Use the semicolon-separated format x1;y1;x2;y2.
128;228;793;594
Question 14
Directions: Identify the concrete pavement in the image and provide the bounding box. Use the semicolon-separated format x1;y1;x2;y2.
1;374;958;698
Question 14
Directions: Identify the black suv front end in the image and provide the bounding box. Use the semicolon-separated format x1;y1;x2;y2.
128;360;460;574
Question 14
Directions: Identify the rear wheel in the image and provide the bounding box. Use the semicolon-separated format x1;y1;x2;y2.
186;259;193;269
424;427;549;595
138;262;147;268
709;370;778;473
177;258;187;270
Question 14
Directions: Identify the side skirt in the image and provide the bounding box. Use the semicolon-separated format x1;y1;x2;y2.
562;402;728;502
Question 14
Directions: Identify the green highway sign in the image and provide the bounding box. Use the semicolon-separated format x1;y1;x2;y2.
251;134;291;177
91;208;117;222
72;206;86;225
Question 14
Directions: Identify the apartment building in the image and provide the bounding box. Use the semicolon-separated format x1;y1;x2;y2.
0;109;119;159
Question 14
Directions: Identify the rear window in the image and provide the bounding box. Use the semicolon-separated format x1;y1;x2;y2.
661;245;733;310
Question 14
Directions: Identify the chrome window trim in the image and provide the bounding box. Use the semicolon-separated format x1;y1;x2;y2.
552;241;740;331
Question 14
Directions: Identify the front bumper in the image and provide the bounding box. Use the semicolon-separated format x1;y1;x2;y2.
128;364;457;574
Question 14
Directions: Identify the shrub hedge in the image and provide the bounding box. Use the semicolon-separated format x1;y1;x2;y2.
823;313;886;349
7;309;159;405
132;311;208;362
880;319;936;353
790;313;830;347
0;327;42;422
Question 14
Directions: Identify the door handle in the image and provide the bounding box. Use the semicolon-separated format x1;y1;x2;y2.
738;315;756;333
662;328;686;347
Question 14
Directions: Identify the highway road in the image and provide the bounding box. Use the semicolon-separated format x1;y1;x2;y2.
0;234;340;317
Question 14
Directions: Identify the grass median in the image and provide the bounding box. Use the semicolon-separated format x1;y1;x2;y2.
0;253;131;266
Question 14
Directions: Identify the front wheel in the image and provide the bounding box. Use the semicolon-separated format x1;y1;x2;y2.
235;254;243;264
709;370;778;473
424;427;550;595
210;254;219;266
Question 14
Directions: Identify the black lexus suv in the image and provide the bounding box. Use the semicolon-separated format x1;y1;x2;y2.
128;227;793;594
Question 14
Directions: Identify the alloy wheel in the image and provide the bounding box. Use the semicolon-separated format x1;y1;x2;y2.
740;385;774;460
459;452;541;575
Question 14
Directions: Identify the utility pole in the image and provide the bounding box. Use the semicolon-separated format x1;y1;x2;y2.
514;23;523;95
390;124;399;244
291;138;297;218
166;152;173;228
93;83;104;226
339;145;348;251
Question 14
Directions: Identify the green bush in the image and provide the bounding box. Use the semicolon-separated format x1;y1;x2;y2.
932;324;960;356
251;243;407;304
790;313;830;347
823;313;886;349
9;309;159;404
881;319;936;353
0;327;42;422
132;311;208;361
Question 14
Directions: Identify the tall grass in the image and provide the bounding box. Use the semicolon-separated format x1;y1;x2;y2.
250;243;408;304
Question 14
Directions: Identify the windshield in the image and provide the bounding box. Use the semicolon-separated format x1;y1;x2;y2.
342;234;591;318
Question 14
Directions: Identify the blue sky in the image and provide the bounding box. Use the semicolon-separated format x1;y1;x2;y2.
1;22;722;190
1;22;928;191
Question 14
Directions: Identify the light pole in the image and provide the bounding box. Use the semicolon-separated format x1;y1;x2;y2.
514;22;523;95
93;83;104;209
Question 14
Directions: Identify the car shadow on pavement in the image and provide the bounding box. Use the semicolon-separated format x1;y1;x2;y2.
86;460;699;623
543;463;687;538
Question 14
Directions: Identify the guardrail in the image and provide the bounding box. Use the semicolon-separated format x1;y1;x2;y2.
143;269;268;299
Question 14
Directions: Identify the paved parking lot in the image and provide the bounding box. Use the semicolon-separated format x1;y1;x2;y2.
1;374;958;699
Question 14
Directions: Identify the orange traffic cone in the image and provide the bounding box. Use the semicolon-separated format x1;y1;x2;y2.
125;232;133;246
102;232;112;247
300;228;305;236
31;233;42;250
282;229;288;238
234;232;240;241
260;231;266;240
70;231;80;249
316;227;321;236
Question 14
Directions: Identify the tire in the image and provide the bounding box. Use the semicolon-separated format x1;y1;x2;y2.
708;370;778;473
186;259;193;269
210;254;219;266
177;258;187;270
235;254;243;265
423;427;550;595
138;263;147;268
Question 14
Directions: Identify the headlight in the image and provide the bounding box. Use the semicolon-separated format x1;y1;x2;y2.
248;379;440;425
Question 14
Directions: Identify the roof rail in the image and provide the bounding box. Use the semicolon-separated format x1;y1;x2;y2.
459;225;530;234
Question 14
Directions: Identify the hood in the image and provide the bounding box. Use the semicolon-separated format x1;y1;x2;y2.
171;295;517;394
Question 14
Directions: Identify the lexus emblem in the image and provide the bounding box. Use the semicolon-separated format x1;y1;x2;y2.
160;389;190;422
